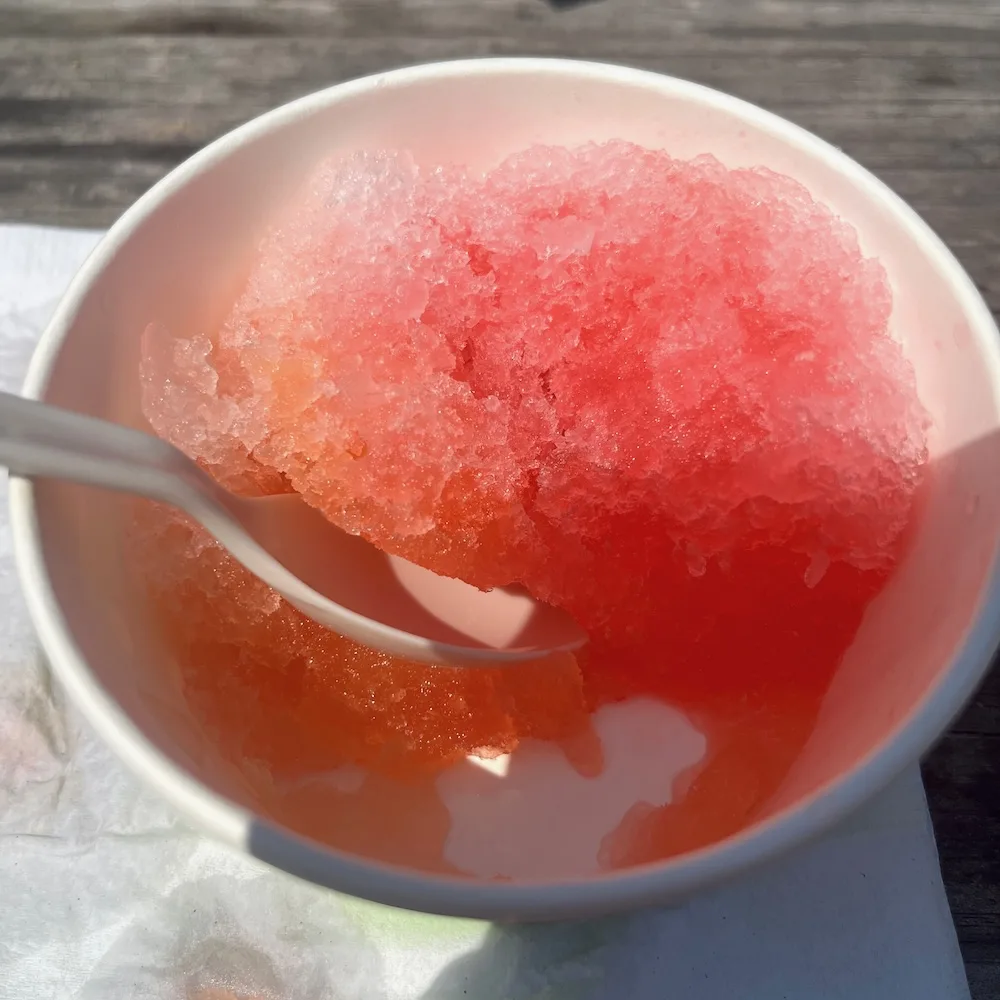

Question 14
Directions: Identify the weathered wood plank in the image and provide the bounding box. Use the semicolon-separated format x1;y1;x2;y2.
0;34;996;226
0;0;998;39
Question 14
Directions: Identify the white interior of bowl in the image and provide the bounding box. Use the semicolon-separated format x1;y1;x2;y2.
11;60;1000;917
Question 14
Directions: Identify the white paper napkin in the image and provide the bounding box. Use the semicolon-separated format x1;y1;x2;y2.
0;224;971;1000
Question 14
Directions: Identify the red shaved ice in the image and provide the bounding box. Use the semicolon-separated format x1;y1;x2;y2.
136;140;928;854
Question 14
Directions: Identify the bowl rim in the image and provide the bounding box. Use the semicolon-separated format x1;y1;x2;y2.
9;56;1000;920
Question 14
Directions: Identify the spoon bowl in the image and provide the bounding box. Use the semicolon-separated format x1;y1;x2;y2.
0;390;586;664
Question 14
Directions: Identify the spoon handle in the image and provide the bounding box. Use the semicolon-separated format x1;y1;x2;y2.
0;390;207;507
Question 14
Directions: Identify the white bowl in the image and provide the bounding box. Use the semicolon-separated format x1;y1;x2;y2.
10;58;1000;920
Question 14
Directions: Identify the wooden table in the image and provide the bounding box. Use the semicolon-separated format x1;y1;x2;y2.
2;0;997;993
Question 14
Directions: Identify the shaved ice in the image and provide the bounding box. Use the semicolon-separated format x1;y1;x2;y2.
136;140;928;856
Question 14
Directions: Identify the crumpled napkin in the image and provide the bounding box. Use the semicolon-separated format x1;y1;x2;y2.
0;224;970;1000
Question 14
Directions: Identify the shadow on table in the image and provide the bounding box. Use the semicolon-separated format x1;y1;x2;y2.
415;917;622;999
544;0;604;9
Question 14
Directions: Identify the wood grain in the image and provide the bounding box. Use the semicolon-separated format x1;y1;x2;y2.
0;0;998;992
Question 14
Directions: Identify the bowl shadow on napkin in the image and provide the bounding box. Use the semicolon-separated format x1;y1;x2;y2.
407;776;969;1000
416;921;616;998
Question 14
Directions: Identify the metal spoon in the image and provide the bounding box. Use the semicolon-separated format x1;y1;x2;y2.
0;391;586;665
